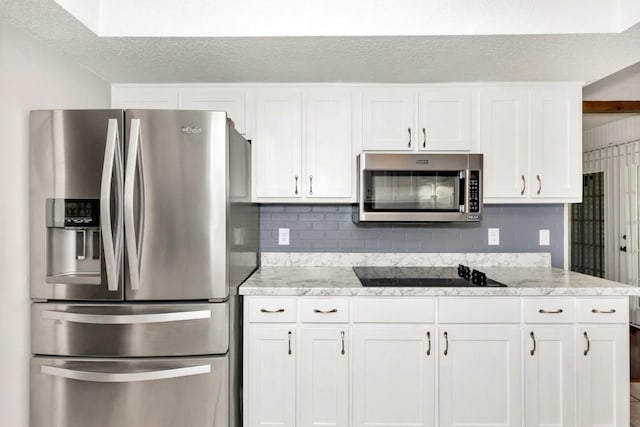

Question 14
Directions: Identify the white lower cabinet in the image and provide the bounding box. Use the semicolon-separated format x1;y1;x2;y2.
300;327;349;427
352;326;436;427
524;326;575;427
244;296;630;427
577;325;629;427
246;325;296;427
438;326;521;427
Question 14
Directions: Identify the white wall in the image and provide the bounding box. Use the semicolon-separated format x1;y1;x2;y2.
0;22;110;427
583;61;640;100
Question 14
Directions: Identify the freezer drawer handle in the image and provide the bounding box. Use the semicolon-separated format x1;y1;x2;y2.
41;364;211;383
42;309;211;324
101;119;124;292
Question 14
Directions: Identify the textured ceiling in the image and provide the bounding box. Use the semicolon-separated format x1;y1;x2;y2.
2;0;640;84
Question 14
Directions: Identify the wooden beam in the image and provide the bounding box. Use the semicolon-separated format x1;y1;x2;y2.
583;101;640;114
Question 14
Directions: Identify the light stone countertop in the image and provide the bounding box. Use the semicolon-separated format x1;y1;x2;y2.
239;266;640;296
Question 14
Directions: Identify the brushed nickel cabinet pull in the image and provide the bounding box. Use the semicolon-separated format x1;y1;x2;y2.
583;331;590;356
309;175;313;195
313;308;338;314
340;331;345;355
536;174;542;195
294;175;299;195
260;308;285;313
408;128;412;148
530;331;536;356
422;128;427;148
288;331;292;355
539;309;563;314
443;331;449;356
426;331;431;356
592;308;616;314
521;175;526;196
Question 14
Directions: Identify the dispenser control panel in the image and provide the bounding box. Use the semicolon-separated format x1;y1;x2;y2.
47;198;100;228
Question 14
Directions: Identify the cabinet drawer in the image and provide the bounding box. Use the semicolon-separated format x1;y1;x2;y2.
247;297;297;323
438;298;521;323
577;297;628;323
301;298;349;323
524;298;575;323
352;298;435;323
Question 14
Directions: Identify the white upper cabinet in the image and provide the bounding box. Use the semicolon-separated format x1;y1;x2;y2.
304;89;355;199
179;88;246;134
418;88;472;151
362;87;473;152
480;87;530;200
362;89;416;151
530;86;582;200
480;84;582;203
111;86;179;109
253;89;303;199
251;87;356;202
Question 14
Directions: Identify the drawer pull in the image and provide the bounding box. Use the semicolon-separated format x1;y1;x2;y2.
538;309;564;314
443;331;449;356
591;308;616;314
529;331;536;356
340;331;345;355
426;331;431;356
583;331;590;356
260;308;285;313
313;308;338;314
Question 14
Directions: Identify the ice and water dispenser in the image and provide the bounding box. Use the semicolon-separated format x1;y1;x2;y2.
45;198;101;284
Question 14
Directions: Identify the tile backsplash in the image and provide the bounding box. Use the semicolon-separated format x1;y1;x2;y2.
260;204;565;267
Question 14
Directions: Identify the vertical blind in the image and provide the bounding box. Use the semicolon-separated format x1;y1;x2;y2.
584;139;640;286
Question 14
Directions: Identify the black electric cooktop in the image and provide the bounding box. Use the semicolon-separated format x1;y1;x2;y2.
353;265;507;287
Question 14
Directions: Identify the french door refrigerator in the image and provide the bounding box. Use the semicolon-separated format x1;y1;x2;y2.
29;109;258;427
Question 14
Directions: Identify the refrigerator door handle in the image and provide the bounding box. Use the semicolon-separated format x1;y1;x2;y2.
42;309;211;324
125;118;141;291
100;119;123;292
41;364;211;383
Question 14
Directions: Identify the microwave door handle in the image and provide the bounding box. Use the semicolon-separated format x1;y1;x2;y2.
100;119;123;292
125;119;141;291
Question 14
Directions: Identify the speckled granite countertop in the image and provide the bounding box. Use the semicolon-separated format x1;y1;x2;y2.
239;266;640;296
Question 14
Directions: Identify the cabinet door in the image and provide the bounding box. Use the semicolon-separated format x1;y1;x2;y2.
479;88;530;200
179;88;246;134
253;90;302;199
247;326;296;427
524;326;575;427
352;326;435;427
418;88;472;151
439;326;521;427
305;89;354;199
362;89;416;151
577;326;629;427
530;86;582;200
111;86;179;109
300;327;349;427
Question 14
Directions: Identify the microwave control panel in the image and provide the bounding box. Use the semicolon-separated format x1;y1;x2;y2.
468;171;480;213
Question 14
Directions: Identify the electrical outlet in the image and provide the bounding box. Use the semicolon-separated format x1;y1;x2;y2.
278;228;290;246
539;229;550;246
488;228;500;246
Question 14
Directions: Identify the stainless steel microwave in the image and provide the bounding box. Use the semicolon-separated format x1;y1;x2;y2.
353;153;483;223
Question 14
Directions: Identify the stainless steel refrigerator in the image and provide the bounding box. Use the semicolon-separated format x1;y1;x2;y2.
29;109;258;427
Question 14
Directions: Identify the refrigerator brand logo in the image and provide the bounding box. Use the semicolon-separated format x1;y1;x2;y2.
181;126;202;135
416;159;429;165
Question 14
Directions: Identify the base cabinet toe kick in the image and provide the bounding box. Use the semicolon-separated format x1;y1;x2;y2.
243;296;630;427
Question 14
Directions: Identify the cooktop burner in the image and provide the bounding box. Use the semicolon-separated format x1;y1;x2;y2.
353;265;507;287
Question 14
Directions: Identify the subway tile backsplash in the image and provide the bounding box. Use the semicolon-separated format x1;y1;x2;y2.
260;204;565;268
